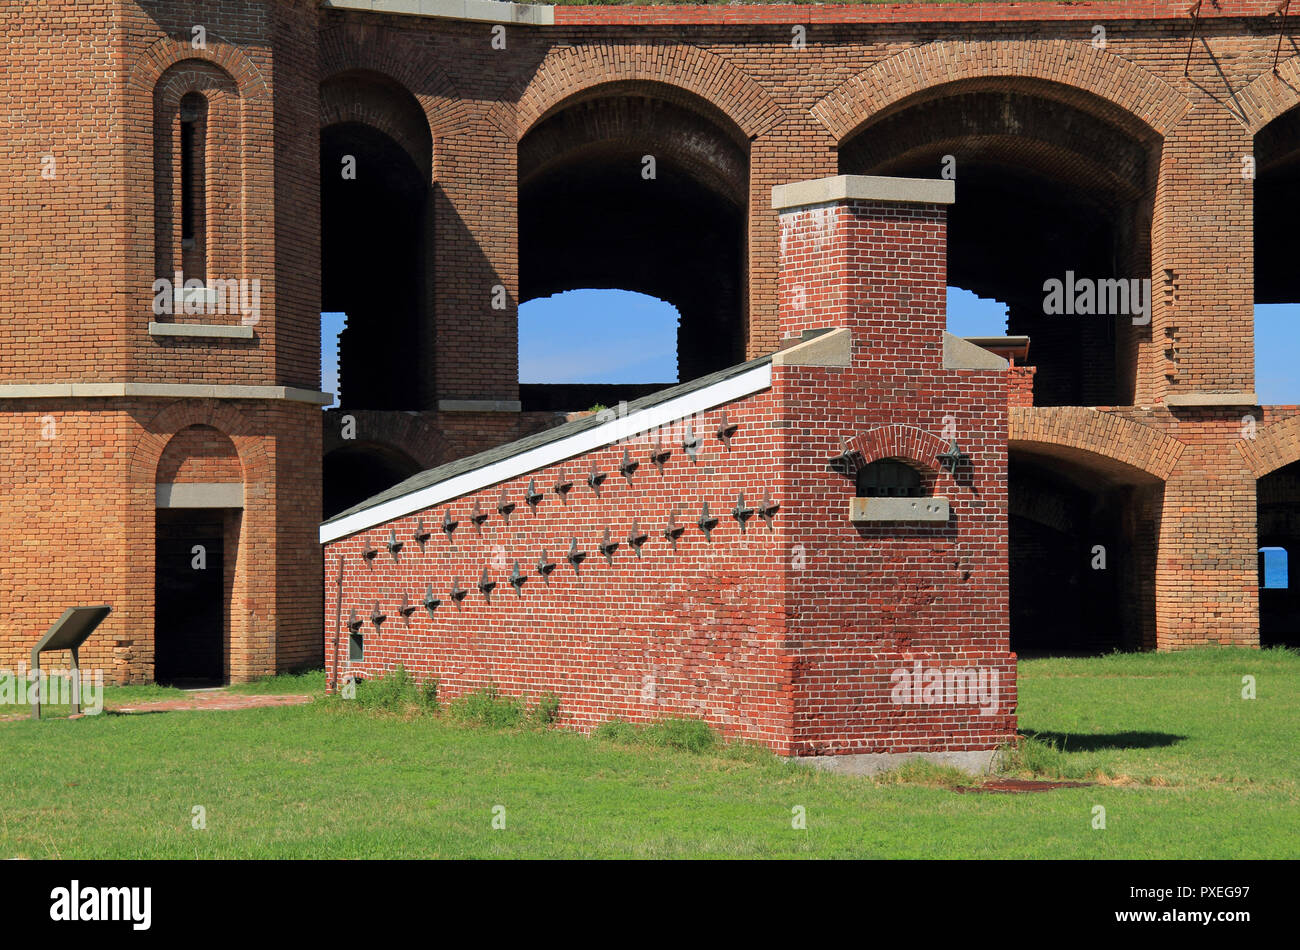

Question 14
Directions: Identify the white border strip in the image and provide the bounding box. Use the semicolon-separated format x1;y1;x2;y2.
0;382;332;405
321;0;555;26
320;362;772;543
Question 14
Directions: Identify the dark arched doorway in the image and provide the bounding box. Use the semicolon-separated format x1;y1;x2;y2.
323;442;423;519
839;80;1160;407
518;86;749;407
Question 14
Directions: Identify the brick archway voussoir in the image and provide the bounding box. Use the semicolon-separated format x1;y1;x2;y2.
1009;407;1184;482
129;35;267;101
318;26;463;136
812;40;1192;143
323;410;449;472
512;44;785;142
1235;55;1300;132
846;424;952;471
128;400;266;490
1238;415;1300;478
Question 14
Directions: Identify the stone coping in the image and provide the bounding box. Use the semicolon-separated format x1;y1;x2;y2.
772;175;955;210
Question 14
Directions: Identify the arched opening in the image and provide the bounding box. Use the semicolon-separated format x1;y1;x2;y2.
1008;444;1162;655
324;442;422;520
320;71;431;412
517;288;680;410
840;81;1159;407
1254;103;1300;405
519;86;749;410
154;425;244;686
946;287;1009;337
1257;459;1300;647
177;91;207;279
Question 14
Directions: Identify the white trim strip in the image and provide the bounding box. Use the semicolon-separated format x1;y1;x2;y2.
0;383;333;405
320;362;773;543
321;0;555;26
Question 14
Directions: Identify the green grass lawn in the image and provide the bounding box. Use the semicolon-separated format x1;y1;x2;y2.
1;648;1296;859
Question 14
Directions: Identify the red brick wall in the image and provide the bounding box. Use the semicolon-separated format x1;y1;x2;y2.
774;194;1014;754
325;389;795;748
1008;366;1036;409
324;185;1016;756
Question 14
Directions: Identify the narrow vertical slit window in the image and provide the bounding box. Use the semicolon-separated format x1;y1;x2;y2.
178;93;206;262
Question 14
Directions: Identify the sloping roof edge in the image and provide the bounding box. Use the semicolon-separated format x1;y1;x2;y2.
319;355;774;543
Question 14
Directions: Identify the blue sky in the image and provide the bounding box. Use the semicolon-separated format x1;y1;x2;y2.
321;289;1300;403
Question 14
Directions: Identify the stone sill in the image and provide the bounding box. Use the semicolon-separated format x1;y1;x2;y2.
1163;392;1259;407
849;497;950;523
149;322;255;340
437;399;522;413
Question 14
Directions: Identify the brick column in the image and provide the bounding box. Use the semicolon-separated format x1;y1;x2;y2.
1156;412;1259;648
771;175;1015;762
773;175;953;364
1149;117;1255;402
746;118;838;360
430;121;520;408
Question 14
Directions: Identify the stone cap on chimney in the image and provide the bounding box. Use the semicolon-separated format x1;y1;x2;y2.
771;174;955;211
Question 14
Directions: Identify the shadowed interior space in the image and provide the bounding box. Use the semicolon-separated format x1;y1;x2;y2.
840;80;1159;407
1008;447;1161;655
1258;459;1300;647
519;86;748;409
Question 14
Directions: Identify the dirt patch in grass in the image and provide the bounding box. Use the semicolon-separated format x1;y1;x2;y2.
957;778;1095;794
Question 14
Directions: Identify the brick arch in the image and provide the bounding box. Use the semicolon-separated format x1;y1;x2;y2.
129;401;269;490
845;425;952;471
1238;415;1300;478
812;40;1191;143
323;410;450;472
1009;407;1184;483
156;424;245;485
128;34;267;102
320;70;434;179
318;25;462;136
153;59;239;105
151;58;243;281
511;43;784;142
1233;55;1300;133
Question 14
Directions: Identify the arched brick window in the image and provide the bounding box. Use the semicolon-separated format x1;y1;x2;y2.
153;60;239;296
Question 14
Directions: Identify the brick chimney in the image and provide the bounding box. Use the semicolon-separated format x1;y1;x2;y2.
772;175;954;370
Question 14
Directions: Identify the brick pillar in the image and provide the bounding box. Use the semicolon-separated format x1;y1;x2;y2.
1150;118;1255;402
431;122;520;409
770;175;1014;761
1156;412;1259;649
773;175;953;370
747;117;838;360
